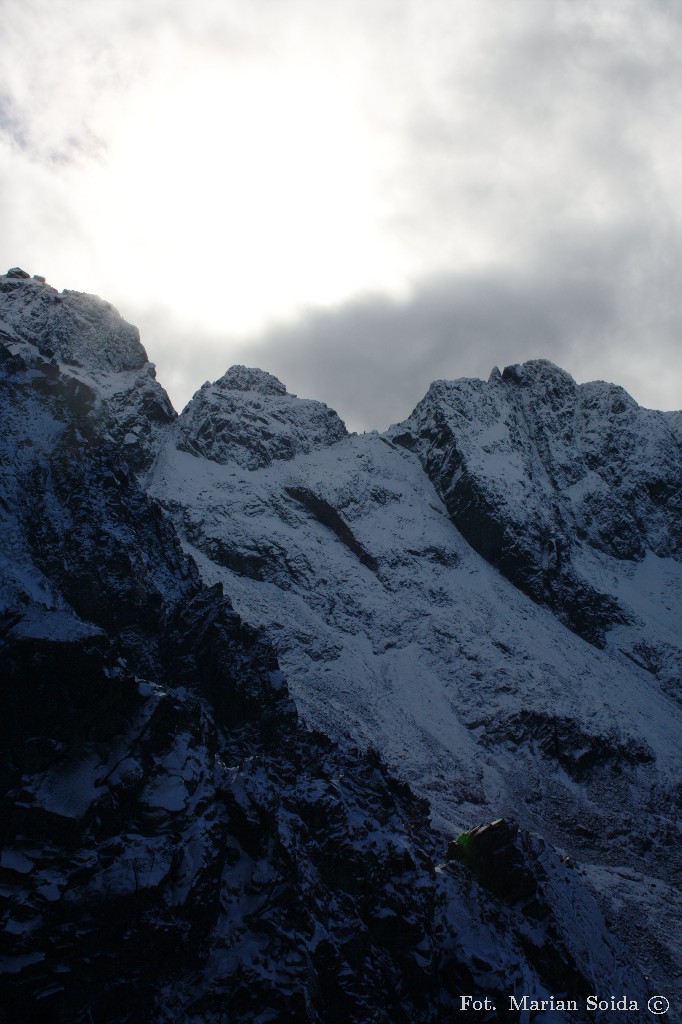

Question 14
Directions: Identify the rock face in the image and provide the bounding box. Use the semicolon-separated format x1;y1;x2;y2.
176;364;347;469
0;276;439;1022
0;272;679;1021
0;419;433;1021
390;360;682;645
0;273;145;372
0;273;175;473
152;357;681;1009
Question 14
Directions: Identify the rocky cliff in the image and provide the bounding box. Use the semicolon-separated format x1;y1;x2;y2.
389;359;681;648
175;364;347;470
1;270;678;1021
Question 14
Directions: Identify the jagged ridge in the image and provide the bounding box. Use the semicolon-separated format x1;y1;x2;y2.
1;270;677;1021
390;359;682;644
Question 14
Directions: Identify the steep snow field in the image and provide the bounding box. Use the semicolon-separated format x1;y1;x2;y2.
147;361;682;997
149;427;681;833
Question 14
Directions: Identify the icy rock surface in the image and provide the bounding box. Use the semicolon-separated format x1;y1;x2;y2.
0;273;174;471
389;359;682;645
0;273;144;372
175;364;347;469
151;359;682;1007
0;275;678;1020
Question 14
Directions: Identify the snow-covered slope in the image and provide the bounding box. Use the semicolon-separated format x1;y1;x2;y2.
1;270;679;1020
150;359;682;1003
390;361;681;649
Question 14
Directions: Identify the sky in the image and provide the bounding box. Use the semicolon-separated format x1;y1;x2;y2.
1;0;680;430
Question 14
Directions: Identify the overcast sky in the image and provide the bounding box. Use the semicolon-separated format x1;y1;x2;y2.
1;0;680;429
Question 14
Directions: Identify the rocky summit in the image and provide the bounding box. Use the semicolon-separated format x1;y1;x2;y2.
0;270;680;1023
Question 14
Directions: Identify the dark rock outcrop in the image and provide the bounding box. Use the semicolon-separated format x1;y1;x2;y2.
175;365;347;469
389;360;682;644
0;273;175;471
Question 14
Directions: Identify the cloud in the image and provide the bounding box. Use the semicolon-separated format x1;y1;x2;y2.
237;226;680;431
0;0;680;430
0;91;30;150
384;0;682;276
137;218;680;431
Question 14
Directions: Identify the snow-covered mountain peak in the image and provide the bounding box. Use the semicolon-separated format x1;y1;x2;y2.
0;269;147;373
0;269;175;471
2;269;681;1016
501;356;577;391
174;366;348;469
390;360;681;644
217;363;288;395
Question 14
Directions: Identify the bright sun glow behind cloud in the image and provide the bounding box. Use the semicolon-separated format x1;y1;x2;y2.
1;0;681;422
1;1;419;336
87;59;410;333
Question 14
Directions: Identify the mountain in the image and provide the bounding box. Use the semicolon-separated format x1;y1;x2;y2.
1;268;679;1022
